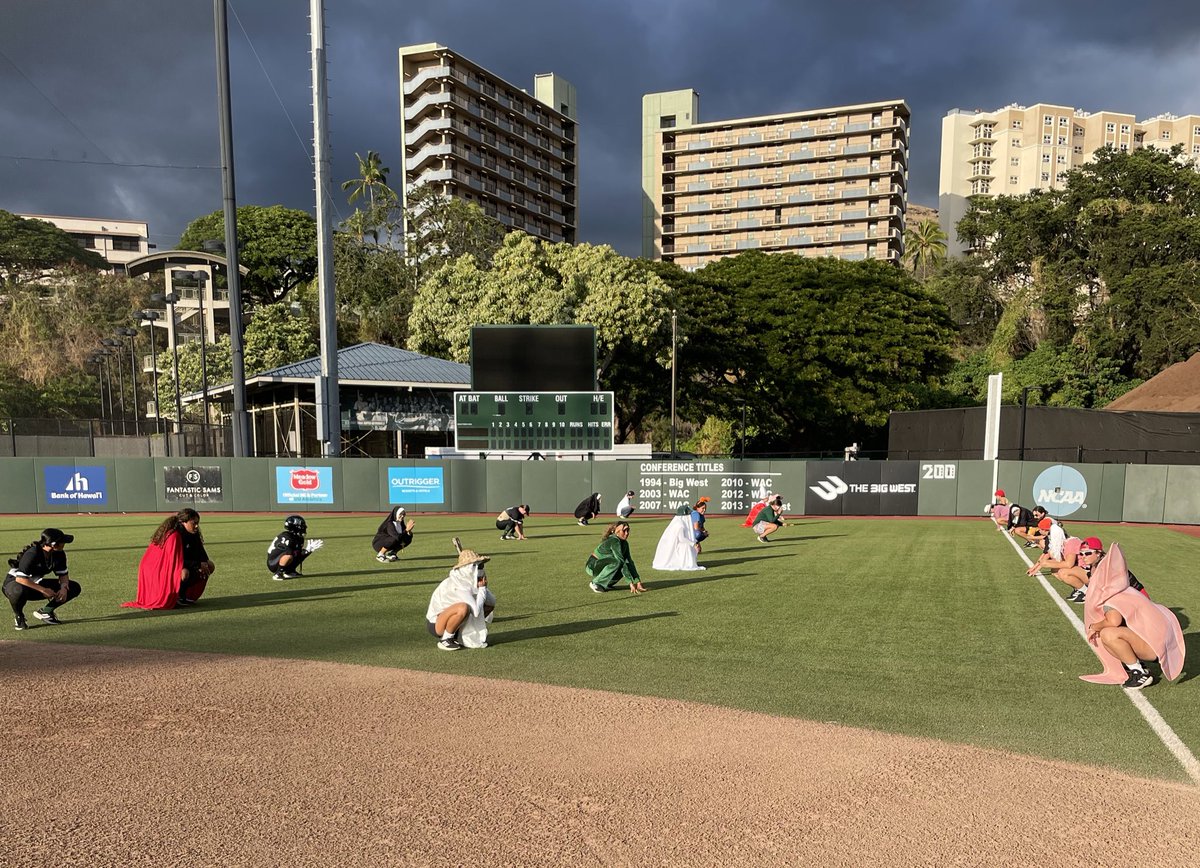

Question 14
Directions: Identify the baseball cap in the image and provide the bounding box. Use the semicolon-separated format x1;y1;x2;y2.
1038;518;1052;531
40;528;74;545
1082;536;1104;552
994;489;1005;497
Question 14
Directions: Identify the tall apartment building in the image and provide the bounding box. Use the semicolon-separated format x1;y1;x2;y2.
17;213;150;269
940;104;1200;256
398;43;577;244
642;91;909;270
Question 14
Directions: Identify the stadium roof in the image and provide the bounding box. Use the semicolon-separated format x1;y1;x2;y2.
196;342;469;401
1106;352;1200;412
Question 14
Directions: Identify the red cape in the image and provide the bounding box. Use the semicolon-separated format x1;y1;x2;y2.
742;502;766;527
122;530;207;610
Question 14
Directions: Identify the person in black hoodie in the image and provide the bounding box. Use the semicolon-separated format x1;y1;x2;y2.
373;506;415;563
573;492;602;526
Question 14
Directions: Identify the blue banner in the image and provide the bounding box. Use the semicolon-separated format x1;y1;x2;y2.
275;466;334;504
43;465;108;505
388;467;444;504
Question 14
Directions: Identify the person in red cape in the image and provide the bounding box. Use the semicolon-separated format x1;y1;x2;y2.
124;508;216;610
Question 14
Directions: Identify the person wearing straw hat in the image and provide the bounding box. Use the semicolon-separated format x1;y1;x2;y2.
425;548;496;651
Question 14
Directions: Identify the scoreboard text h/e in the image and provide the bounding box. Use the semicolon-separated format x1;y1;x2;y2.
454;392;615;452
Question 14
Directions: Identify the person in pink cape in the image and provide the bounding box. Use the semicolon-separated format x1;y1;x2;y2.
1080;541;1185;690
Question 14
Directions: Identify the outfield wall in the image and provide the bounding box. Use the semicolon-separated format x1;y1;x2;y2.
2;457;1198;525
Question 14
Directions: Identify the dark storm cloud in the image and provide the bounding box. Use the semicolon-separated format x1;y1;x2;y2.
4;1;1200;257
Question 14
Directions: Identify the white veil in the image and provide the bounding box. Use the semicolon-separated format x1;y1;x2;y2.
652;513;705;571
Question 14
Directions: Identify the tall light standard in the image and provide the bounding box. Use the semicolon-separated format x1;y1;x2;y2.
669;309;678;458
139;310;163;443
151;290;185;444
101;338;127;433
95;349;114;432
173;269;211;453
87;353;107;421
116;327;139;434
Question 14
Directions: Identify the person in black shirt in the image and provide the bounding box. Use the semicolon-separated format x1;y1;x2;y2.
496;504;530;540
5;528;82;630
171;509;215;606
267;514;322;581
372;506;415;562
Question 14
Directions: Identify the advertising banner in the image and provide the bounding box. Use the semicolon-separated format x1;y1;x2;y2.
387;467;445;505
804;462;920;516
275;466;334;504
43;465;107;506
164;466;224;503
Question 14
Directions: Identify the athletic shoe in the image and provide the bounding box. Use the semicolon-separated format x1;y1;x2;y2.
437;638;462;651
33;610;62;625
590;582;607;593
577;519;588;526
757;535;769;543
375;553;388;563
282;571;301;579
14;614;27;631
384;553;398;562
1122;669;1154;690
500;533;513;541
1066;588;1086;604
273;571;289;581
175;597;193;607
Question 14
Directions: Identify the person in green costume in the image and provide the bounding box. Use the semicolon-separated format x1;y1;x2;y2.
585;520;646;594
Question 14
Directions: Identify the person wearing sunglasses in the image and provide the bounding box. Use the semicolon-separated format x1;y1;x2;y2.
1080;541;1184;690
5;528;82;630
1027;530;1091;603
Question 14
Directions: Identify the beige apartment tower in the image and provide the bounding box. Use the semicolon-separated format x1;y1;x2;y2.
399;43;577;244
17;213;150;269
940;104;1200;255
642;91;910;269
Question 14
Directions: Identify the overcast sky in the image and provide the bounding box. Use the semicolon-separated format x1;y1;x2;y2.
3;0;1200;256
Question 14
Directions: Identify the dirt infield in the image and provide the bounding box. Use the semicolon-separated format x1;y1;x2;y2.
3;643;1198;866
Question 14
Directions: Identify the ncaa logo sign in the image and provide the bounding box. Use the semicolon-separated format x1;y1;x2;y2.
1032;465;1087;517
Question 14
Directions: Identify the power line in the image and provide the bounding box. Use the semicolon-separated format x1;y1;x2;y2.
0;44;116;165
0;153;218;171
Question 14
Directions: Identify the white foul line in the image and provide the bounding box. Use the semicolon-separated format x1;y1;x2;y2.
1000;529;1200;785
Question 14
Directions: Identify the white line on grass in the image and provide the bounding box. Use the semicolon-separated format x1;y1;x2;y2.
1001;529;1200;785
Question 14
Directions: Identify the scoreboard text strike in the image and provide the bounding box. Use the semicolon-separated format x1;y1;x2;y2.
454;392;615;452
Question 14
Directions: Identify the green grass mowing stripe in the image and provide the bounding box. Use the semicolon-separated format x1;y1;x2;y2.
3;513;1196;780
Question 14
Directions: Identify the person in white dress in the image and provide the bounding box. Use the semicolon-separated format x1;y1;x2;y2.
652;506;706;571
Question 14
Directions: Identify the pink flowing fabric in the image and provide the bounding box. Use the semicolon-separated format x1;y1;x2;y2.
991;504;1007;523
742;502;766;528
1080;543;1185;684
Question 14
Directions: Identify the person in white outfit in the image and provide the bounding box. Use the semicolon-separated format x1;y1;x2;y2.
425;549;496;650
616;490;636;519
652;506;706;571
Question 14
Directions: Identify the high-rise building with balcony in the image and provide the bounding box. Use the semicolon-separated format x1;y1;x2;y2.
399;43;577;244
940;103;1200;255
642;91;909;270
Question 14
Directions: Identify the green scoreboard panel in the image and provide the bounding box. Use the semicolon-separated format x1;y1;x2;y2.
454;391;615;452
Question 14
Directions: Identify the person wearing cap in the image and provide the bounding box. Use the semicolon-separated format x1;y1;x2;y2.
4;528;81;630
373;506;415;563
496;504;530;541
751;494;786;543
573;492;602;527
1028;531;1094;604
1081;541;1184;690
616;490;636;519
690;497;710;552
1013;505;1050;548
425;549;496;651
586;520;645;594
988;489;1008;530
125;508;215;610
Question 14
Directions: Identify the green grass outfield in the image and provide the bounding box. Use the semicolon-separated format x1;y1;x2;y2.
4;512;1198;782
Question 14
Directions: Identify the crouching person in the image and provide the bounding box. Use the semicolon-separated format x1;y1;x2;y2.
5;528;82;630
426;549;495;651
586;521;646;594
267;514;322;581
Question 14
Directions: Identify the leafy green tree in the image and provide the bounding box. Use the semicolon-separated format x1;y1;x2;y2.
681;416;736;456
178;205;317;305
922;258;1002;351
0;210;107;282
341;150;393;208
698;252;955;452
403;184;508;284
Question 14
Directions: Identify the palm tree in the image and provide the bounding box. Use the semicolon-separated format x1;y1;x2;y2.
341;150;394;208
903;218;948;280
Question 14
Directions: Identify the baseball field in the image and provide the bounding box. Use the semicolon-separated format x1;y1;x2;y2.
3;511;1198;864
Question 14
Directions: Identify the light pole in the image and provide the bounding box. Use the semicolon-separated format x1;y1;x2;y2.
173;269;211;454
140;310;163;442
88;354;107;421
117;328;139;433
101;338;126;433
96;350;114;432
151;290;185;444
740;404;747;460
1019;386;1033;461
670;309;678;458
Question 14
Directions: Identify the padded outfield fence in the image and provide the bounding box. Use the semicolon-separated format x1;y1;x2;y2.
2;456;1199;525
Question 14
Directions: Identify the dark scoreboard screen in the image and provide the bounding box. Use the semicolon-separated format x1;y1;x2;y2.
454;391;615;452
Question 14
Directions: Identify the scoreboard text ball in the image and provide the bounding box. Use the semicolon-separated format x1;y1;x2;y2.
454;392;615;452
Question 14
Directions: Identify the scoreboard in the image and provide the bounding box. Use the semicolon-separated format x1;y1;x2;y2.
454;391;614;452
